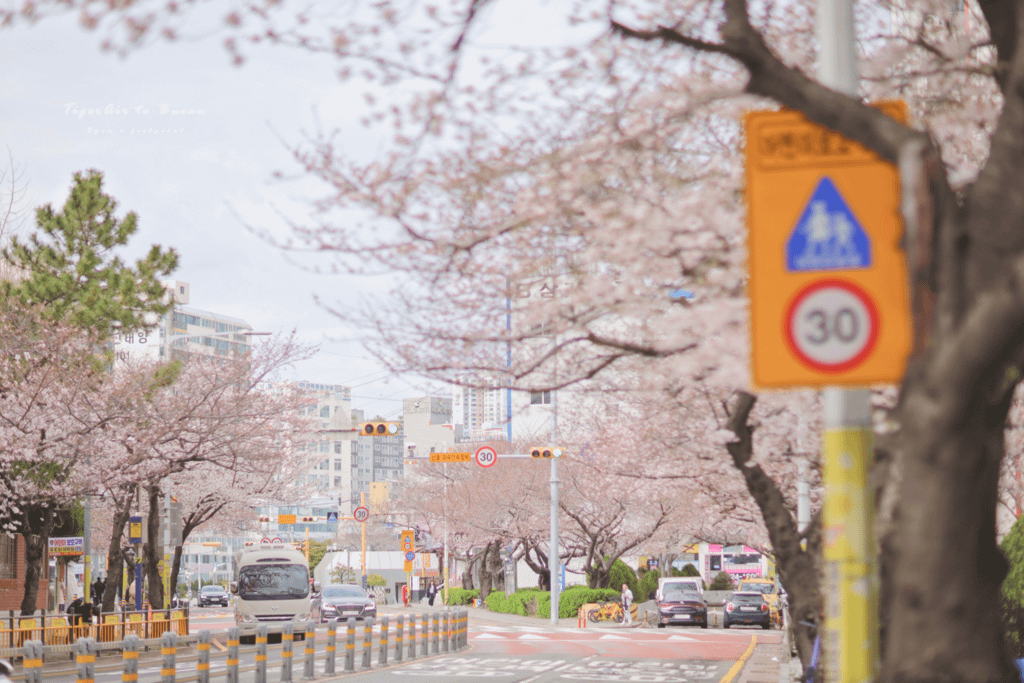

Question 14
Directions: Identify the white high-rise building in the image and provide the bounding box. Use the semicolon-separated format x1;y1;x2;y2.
113;280;257;363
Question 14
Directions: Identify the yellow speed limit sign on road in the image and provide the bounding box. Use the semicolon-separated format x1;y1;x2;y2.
745;103;912;388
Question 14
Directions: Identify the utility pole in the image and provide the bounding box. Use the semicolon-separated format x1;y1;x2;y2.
817;2;877;680
549;389;560;627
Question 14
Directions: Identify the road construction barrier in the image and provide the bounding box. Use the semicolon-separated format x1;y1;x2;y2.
10;610;469;678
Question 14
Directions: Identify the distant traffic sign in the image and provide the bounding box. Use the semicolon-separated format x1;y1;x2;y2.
405;551;415;562
278;514;297;525
746;103;912;388
353;507;370;523
474;446;498;468
429;452;472;463
326;512;338;522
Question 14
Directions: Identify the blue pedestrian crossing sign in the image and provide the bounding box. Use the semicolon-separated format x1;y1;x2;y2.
326;512;338;522
786;177;871;272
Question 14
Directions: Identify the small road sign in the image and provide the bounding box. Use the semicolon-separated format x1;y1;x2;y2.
746;103;912;388
474;446;498;468
278;514;297;525
326;512;338;522
353;506;370;523
785;280;878;372
405;551;415;562
429;452;472;463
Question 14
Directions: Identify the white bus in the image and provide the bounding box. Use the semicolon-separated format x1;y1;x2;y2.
232;542;319;642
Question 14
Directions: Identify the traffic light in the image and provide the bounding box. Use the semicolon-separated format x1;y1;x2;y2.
258;516;270;523
361;421;401;436
301;516;316;522
529;446;566;459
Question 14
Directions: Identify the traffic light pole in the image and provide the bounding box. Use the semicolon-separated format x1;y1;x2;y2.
549;391;560;626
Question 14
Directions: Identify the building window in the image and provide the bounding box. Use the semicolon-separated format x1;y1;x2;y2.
334;459;343;471
334;477;342;487
0;535;15;579
334;442;342;454
530;391;552;405
320;406;330;418
320;459;329;471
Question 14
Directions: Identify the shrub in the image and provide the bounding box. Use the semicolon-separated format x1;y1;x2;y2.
367;574;386;587
679;564;702;580
608;559;639;597
1002;514;1024;656
446;588;479;606
638;569;660;603
557;587;621;618
708;571;734;591
485;590;507;612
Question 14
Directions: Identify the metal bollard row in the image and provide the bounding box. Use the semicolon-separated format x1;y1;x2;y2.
22;640;43;683
160;631;177;683
281;623;294;683
196;631;210;683
19;608;470;680
227;627;241;683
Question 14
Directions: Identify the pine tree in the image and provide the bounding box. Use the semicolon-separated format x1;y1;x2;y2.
1;169;178;336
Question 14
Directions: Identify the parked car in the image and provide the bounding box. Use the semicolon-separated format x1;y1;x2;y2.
723;591;771;629
199;585;230;607
656;587;707;628
314;584;377;623
655;577;704;600
735;578;782;627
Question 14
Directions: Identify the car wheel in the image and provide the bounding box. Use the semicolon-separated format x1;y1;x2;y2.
657;623;665;629
701;622;707;629
722;620;729;629
761;622;771;630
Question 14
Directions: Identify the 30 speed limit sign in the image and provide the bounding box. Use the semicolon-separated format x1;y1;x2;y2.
785;280;878;372
474;446;498;468
353;506;370;523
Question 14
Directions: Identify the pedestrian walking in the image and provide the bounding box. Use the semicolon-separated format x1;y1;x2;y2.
427;582;437;607
621;583;633;625
401;584;409;607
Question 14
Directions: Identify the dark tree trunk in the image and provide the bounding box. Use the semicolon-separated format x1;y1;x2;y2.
725;392;822;669
143;485;164;609
521;541;550;591
478;541;494;602
881;367;1016;683
169;546;183;604
19;502;56;615
102;503;133;613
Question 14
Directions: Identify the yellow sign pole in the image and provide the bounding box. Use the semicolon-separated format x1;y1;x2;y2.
822;391;877;683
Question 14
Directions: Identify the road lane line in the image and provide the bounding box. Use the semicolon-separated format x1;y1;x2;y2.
519;654;600;683
717;635;758;683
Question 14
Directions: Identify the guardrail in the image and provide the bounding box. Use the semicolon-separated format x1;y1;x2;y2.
0;608;189;653
14;609;469;680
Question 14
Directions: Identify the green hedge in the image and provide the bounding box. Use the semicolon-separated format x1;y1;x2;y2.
482;586;620;619
445;588;479;606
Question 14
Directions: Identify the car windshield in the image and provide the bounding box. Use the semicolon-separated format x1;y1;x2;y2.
663;587;698;600
202;587;225;594
740;583;774;594
238;564;309;601
323;586;366;598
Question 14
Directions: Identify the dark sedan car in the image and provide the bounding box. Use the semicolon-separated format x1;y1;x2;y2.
657;588;708;628
198;585;230;607
315;584;377;623
723;591;771;629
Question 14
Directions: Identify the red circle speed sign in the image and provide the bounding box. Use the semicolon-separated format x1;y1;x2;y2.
474;446;498;468
784;279;879;373
353;506;370;523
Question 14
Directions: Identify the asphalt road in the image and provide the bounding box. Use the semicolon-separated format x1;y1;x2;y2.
31;604;782;683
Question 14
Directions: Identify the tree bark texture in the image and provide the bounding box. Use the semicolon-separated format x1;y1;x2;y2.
19;502;55;615
102;500;133;613
725;392;822;669
143;485;164;609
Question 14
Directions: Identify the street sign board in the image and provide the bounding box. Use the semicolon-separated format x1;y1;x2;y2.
746;103;912;388
129;516;142;544
278;514;297;525
474;446;498;468
401;530;414;552
326;512;338;522
48;537;84;557
429;452;472;463
353;506;370;523
405;551;415;562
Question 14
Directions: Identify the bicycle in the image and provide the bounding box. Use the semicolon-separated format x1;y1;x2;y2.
799;620;821;683
586;600;626;623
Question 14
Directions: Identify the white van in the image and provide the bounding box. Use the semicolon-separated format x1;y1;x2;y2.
655;577;704;602
232;542;319;642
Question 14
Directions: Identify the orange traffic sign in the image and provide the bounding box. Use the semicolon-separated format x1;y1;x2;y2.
745;103;912;388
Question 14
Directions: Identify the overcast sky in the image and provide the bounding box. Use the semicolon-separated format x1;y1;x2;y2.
0;12;440;418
